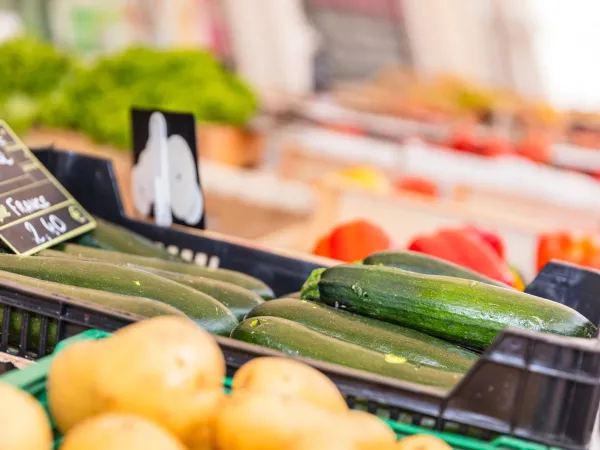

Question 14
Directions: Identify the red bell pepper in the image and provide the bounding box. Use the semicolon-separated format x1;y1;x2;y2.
313;235;331;258
313;220;391;263
536;232;587;271
467;226;505;260
437;229;513;285
408;234;462;263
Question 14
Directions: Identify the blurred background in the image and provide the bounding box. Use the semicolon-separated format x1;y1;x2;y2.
3;0;600;284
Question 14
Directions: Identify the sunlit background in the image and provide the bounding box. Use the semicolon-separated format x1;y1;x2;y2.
3;0;600;280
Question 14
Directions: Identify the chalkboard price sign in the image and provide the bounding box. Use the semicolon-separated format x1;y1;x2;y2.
0;121;95;255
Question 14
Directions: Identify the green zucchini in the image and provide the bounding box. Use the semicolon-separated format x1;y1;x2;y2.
364;251;509;288
301;265;597;350
246;299;476;372
131;265;264;321
44;244;275;299
0;254;237;336
71;217;182;261
0;270;185;351
231;316;462;389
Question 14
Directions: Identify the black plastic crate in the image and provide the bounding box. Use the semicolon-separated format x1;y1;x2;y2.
32;147;324;298
0;279;140;359
0;361;17;375
0;147;595;450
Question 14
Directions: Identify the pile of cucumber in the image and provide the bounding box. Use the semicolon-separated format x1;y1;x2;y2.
0;218;270;342
0;218;596;392
236;254;596;391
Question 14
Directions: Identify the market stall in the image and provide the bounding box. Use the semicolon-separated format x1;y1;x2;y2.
2;5;600;449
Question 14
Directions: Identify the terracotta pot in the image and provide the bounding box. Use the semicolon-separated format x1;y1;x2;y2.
197;124;263;168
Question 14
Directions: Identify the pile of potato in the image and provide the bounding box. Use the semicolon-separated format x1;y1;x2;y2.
0;316;452;450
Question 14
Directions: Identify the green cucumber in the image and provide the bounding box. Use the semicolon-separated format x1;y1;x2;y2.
0;254;237;336
246;299;476;372
0;270;185;351
46;244;274;299
364;251;509;288
231;316;462;389
302;265;597;350
131;265;264;321
71;217;182;261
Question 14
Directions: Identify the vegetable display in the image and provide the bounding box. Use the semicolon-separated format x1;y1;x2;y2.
0;317;456;449
231;316;462;389
0;38;257;149
45;244;274;299
301;264;596;350
0;254;237;336
0;216;595;390
363;250;508;288
0;38;75;135
70;217;184;261
246;298;477;372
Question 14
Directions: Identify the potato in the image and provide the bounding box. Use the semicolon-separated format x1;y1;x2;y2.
172;389;226;450
396;434;452;450
295;410;396;450
215;392;395;450
59;413;185;450
92;317;225;440
49;316;226;443
48;339;107;433
232;357;347;413
214;392;332;450
0;382;52;450
293;430;363;450
294;429;396;450
342;410;397;449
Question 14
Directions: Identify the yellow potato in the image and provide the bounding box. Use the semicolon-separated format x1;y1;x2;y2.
232;357;347;413
59;413;185;450
48;339;107;433
216;392;395;450
49;317;226;442
293;410;396;450
214;392;332;450
293;430;364;450
343;410;397;449
396;434;452;450
172;389;226;450
0;382;52;450
93;317;225;439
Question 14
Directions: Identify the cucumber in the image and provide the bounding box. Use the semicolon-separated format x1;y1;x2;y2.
0;270;185;351
0;254;237;336
364;251;509;288
246;299;477;372
231;317;462;389
47;244;275;299
131;265;264;321
71;217;182;261
301;265;597;350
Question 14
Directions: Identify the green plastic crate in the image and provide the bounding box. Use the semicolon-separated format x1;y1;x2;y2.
0;330;558;450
